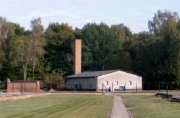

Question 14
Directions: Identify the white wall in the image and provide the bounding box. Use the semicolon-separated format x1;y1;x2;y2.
97;71;142;91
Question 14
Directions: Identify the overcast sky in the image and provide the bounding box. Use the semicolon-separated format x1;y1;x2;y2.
0;0;179;33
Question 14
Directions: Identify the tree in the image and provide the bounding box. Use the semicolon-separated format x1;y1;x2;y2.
30;18;46;79
82;23;121;70
0;17;26;81
0;17;7;69
111;24;132;44
136;10;180;83
110;24;133;71
148;10;179;35
15;35;31;80
44;69;64;89
45;23;74;76
111;51;132;71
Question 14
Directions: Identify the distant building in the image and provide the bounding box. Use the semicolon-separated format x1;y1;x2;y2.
66;70;142;91
65;39;142;91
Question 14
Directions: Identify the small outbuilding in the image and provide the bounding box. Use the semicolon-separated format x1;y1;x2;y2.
65;70;142;92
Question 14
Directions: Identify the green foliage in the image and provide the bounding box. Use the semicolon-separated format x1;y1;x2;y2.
111;24;132;43
30;18;46;79
148;10;179;35
0;19;26;81
44;70;64;86
45;23;74;76
82;23;121;70
111;51;132;71
134;10;180;83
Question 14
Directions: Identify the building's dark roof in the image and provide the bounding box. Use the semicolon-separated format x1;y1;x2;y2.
66;70;119;78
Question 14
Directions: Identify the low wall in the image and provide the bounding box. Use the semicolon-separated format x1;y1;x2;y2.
7;80;41;92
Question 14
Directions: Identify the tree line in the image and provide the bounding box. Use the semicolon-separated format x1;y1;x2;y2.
0;10;179;85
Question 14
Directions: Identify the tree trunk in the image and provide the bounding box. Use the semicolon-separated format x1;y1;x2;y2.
32;58;35;80
23;58;29;81
23;66;27;81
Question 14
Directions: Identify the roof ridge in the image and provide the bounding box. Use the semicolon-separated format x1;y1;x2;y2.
66;69;141;79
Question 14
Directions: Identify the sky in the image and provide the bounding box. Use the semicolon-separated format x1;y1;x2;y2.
0;0;179;33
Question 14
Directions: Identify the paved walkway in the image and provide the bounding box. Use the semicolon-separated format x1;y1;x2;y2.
110;96;130;118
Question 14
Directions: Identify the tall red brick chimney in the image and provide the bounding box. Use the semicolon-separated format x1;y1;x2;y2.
74;39;82;74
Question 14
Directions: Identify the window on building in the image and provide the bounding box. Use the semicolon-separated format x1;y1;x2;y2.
105;81;108;85
115;81;118;85
129;81;132;85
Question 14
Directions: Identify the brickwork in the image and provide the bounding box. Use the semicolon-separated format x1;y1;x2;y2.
74;39;82;74
7;80;41;92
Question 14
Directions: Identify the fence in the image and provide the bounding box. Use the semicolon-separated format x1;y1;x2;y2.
143;82;180;90
2;79;180;93
103;82;180;93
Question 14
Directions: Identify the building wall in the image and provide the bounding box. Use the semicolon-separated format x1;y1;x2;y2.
65;78;97;90
7;80;41;92
97;71;142;91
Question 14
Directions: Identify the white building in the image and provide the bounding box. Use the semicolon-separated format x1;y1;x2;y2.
65;70;142;92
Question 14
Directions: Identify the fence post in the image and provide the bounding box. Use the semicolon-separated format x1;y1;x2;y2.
36;81;40;94
166;83;168;95
12;81;14;92
170;82;172;92
21;82;22;94
148;82;149;90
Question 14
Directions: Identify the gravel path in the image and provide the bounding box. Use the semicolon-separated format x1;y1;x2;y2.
110;96;130;118
0;92;50;102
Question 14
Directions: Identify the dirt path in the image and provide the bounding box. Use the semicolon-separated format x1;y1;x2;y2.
110;96;130;118
0;93;50;102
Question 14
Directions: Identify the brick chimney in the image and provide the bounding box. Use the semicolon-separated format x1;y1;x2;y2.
74;39;82;74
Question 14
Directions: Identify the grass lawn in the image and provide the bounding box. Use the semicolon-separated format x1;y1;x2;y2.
0;94;113;118
122;95;180;118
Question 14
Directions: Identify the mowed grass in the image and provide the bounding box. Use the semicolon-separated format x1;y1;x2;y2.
122;95;180;118
0;94;113;118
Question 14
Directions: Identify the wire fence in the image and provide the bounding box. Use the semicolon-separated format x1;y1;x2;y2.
143;82;180;90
